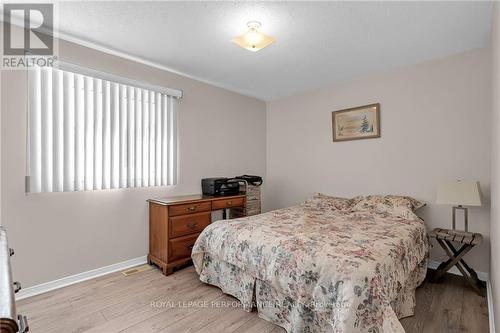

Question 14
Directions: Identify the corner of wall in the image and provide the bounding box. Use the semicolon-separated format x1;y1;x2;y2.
490;2;500;332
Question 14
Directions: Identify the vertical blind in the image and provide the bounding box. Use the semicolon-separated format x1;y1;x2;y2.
27;65;178;193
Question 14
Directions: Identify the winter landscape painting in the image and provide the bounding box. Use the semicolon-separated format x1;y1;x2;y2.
332;103;380;142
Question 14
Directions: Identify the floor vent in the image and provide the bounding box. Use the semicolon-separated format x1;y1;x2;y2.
122;264;151;276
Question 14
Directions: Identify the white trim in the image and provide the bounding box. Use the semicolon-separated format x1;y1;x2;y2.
15;255;147;300
53;31;260;100
56;60;183;99
427;259;489;281
488;280;496;333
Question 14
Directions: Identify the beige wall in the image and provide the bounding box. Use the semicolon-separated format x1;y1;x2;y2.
1;38;266;287
266;48;491;273
491;3;500;331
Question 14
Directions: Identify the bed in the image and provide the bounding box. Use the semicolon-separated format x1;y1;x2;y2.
191;194;429;333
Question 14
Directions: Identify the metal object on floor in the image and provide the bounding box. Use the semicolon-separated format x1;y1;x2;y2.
122;264;152;276
0;226;29;332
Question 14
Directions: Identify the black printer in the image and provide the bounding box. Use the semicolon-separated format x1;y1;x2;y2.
201;178;240;196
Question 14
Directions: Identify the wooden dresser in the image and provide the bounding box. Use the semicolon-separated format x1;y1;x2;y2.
147;194;246;275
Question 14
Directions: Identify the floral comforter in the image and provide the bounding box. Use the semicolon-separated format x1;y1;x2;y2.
192;195;428;333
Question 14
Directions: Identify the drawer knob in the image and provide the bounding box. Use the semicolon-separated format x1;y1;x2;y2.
227;201;232;206
9;248;14;256
187;245;194;250
188;206;197;211
187;222;197;229
14;281;22;293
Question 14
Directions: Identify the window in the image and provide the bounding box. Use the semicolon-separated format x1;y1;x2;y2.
27;63;180;193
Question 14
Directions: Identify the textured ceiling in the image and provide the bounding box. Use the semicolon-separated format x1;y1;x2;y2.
54;1;492;101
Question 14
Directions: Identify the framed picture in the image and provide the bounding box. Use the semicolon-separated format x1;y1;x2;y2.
332;103;380;142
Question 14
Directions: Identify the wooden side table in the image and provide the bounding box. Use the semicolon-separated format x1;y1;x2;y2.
429;228;485;296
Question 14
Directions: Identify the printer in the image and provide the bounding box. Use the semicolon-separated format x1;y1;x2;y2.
201;178;241;196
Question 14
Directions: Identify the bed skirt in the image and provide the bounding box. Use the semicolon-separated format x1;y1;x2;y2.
194;253;427;333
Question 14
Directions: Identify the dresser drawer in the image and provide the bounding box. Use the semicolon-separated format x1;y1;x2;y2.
212;197;245;210
169;201;211;216
168;233;199;261
169;212;211;238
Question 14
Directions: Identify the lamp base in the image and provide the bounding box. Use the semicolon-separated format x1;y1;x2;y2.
452;205;468;232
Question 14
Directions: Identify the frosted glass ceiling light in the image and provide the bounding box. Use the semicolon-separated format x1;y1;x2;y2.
232;21;275;52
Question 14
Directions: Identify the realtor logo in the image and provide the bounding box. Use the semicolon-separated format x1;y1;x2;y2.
2;3;56;69
3;3;54;55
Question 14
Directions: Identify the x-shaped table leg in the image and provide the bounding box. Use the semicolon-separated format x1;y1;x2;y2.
433;239;484;296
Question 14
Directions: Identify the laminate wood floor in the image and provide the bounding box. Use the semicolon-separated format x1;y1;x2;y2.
17;266;488;333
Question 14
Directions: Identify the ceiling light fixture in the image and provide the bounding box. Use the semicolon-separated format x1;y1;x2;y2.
232;21;275;52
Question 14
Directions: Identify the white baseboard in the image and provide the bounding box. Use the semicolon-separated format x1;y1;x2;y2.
427;259;489;281
488;280;496;333
16;255;147;300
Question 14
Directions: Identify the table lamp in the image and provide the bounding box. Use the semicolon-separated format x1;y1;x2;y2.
436;180;482;232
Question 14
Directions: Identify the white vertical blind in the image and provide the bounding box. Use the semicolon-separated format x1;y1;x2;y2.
74;74;85;191
41;67;53;192
142;90;150;187
63;71;75;192
84;77;94;191
28;65;178;193
135;87;142;188
110;83;119;189
93;78;103;190
127;86;135;188
119;85;127;188
53;70;64;192
28;68;42;193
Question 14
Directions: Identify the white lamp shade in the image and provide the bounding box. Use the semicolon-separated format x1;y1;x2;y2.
436;180;482;206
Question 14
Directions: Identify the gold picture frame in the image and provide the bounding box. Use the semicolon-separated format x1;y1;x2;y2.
332;103;381;142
